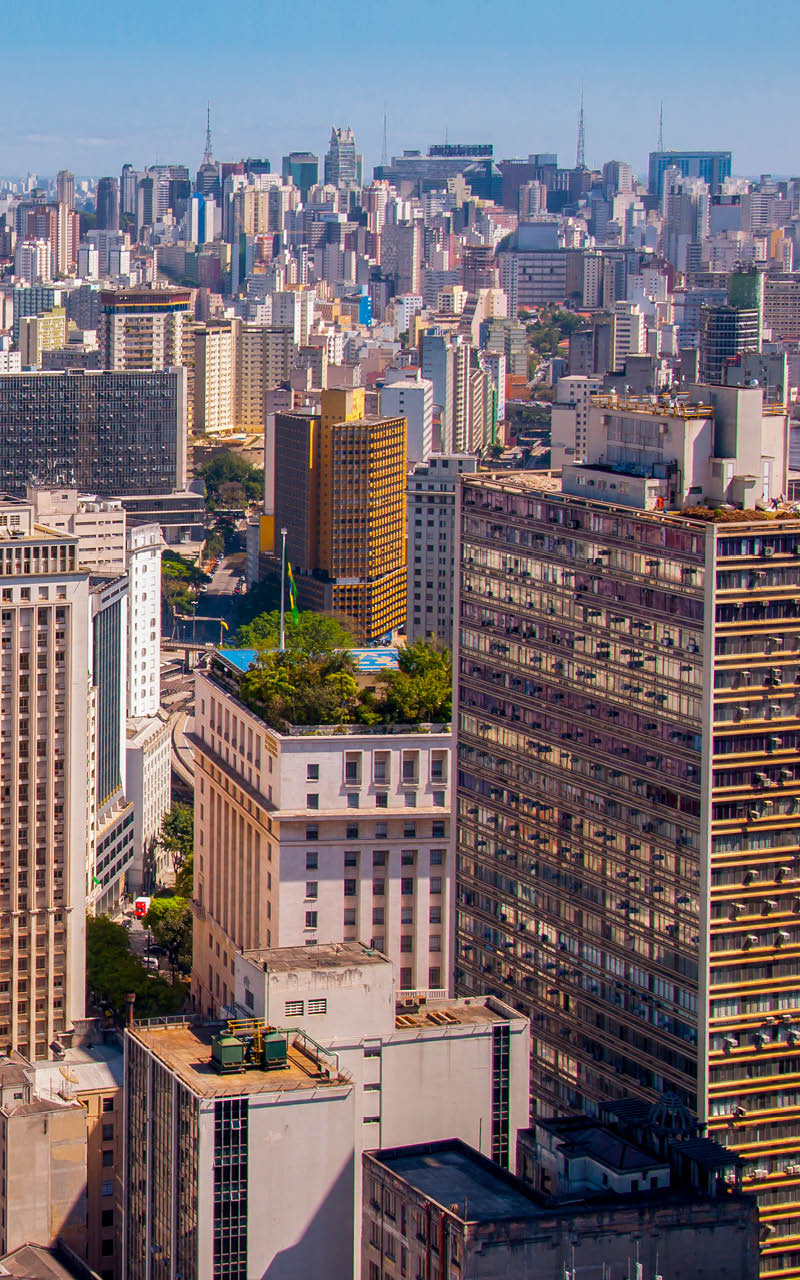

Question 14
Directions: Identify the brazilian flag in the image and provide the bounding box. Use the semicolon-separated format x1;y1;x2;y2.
287;561;300;626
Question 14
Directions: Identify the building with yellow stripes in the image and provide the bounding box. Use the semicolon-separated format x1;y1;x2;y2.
453;383;800;1277
274;388;406;641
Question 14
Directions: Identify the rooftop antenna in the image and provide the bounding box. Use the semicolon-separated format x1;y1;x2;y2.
576;88;585;170
657;101;664;153
381;108;388;169
203;101;213;165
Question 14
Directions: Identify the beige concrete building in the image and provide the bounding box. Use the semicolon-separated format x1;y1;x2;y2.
232;320;293;431
18;308;69;369
97;288;193;372
0;500;89;1059
191;653;452;1016
193;320;235;433
26;488;127;575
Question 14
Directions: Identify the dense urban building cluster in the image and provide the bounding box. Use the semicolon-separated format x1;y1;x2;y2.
1;107;800;1279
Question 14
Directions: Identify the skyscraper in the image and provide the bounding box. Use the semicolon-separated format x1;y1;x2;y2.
323;125;362;188
273;388;407;640
95;176;120;231
648;150;732;197
195;102;221;200
454;382;799;1272
699;305;761;385
56;169;75;210
281;151;319;200
0;498;90;1059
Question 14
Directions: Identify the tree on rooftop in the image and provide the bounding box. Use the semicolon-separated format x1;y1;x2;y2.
235;609;355;656
377;641;452;724
239;650;361;731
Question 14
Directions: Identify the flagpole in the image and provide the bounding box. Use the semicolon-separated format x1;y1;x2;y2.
279;527;287;652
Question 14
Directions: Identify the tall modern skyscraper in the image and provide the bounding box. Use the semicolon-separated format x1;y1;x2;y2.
95;176;120;231
0;498;90;1059
323;125;362;188
56;169;75;210
648;149;732;197
454;383;799;1274
273;388;407;641
281;151;319;200
699;305;761;385
195;103;221;200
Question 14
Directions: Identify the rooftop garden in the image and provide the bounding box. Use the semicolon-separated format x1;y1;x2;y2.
682;506;800;523
217;638;452;732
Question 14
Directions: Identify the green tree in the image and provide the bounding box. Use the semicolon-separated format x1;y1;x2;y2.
145;897;193;976
86;915;185;1020
196;450;263;509
235;609;354;656
160;803;193;877
239;650;360;731
175;851;194;898
378;642;452;725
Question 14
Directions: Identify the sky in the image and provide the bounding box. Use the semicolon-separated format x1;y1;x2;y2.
4;0;798;181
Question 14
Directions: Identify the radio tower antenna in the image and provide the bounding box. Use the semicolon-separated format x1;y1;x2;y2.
381;108;388;169
657;101;664;152
576;89;585;170
203;101;213;164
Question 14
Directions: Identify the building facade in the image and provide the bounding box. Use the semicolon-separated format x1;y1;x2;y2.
126;524;162;719
406;453;478;647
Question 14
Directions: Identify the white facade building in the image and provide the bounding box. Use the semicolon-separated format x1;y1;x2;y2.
26;488;127;575
192;659;454;1015
125;944;530;1280
125;713;172;893
406;453;478;646
126;524;162;719
612;299;646;371
549;374;603;469
380;374;434;463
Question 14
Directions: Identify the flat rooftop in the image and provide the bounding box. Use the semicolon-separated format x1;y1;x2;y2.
395;996;518;1030
242;940;389;973
375;1141;541;1223
129;1020;347;1098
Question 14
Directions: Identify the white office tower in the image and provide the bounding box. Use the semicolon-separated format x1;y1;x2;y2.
124;943;529;1280
406;453;478;647
0;498;90;1059
126;524;162;719
125;713;171;894
380;372;434;463
549;374;604;469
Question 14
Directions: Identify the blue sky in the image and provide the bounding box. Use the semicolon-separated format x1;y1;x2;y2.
4;0;797;180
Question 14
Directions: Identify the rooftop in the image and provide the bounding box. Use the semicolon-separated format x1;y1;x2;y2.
373;1140;541;1223
217;647;400;676
129;1018;348;1098
241;940;389;974
0;1243;99;1280
536;1118;664;1174
394;996;518;1031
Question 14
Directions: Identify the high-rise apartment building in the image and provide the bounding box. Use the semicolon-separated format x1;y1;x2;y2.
453;382;800;1274
549;373;603;468
612;299;645;371
0;369;186;497
380;373;433;463
126;524;162;719
18;307;68;369
98;288;193;371
191;651;453;1013
380;220;423;296
648;150;732;197
232;321;293;431
0;499;89;1059
193;321;235;433
406;453;478;647
273;388;407;641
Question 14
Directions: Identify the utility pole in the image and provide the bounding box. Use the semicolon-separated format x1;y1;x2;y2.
279;527;287;652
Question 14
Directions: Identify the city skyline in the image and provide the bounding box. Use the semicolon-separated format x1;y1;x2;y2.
4;0;799;178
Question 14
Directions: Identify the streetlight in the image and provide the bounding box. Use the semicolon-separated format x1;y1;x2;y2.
279;527;288;652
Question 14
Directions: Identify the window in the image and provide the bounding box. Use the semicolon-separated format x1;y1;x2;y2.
433;791;445;807
101;1209;114;1228
305;881;318;899
344;879;357;896
308;998;327;1015
431;849;444;865
306;793;319;810
102;1123;114;1141
101;1180;113;1197
306;852;318;870
431;877;442;894
401;850;415;866
401;878;414;895
401;935;413;953
375;823;388;838
432;822;445;839
372;908;384;925
344;908;356;926
345;851;358;867
402;751;419;784
404;792;417;808
431;751;447;782
429;967;441;988
430;906;442;924
347;824;360;839
373;880;385;896
285;1000;304;1017
306;763;319;780
400;967;413;988
245;988;255;1009
102;1150;113;1167
375;793;388;808
306;825;319;840
347;793;360;809
404;824;417;839
305;911;318;929
373;850;386;866
101;1241;114;1257
373;751;390;784
102;1097;114;1113
430;936;441;952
